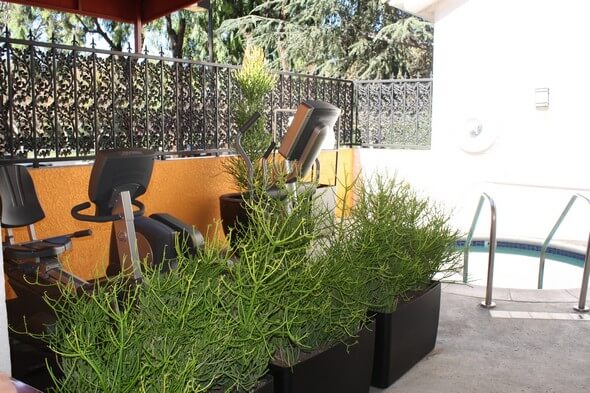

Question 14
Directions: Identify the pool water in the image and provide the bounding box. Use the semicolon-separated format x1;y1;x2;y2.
454;240;585;289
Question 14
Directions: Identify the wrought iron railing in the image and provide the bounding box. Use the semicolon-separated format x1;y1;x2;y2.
355;78;432;148
0;33;431;165
0;34;355;165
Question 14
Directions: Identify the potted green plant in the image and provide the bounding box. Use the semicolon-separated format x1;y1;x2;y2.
38;247;274;393
220;46;277;236
345;175;462;388
227;185;375;393
40;176;385;393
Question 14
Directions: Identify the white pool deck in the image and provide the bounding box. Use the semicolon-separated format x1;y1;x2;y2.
370;283;590;393
443;282;589;304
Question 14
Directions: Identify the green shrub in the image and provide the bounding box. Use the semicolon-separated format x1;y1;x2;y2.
346;174;462;313
228;184;370;366
43;245;269;392
43;181;388;390
224;46;277;191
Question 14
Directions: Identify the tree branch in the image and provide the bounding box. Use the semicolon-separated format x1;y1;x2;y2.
165;14;186;58
76;15;120;51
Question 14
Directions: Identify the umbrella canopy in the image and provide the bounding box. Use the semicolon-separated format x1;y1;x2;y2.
2;0;205;52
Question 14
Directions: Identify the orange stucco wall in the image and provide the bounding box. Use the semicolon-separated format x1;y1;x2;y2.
4;149;357;298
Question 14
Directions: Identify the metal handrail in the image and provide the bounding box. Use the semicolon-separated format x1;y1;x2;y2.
537;193;590;312
463;193;497;309
538;193;590;288
575;237;590;312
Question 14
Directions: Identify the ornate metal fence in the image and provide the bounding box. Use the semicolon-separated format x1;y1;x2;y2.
355;78;432;148
0;34;355;165
0;34;431;165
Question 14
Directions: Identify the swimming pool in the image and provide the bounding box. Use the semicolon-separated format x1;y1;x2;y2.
455;238;586;289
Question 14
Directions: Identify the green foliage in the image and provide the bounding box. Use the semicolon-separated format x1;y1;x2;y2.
41;183;373;390
42;246;270;392
43;278;145;392
220;0;433;78
0;3;130;50
230;184;370;366
147;1;262;62
346;174;462;313
1;1;432;78
224;46;277;191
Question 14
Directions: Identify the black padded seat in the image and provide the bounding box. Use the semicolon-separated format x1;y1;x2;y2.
0;165;74;260
4;235;72;260
150;213;205;253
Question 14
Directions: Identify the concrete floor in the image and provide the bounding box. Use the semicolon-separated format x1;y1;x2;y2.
370;284;590;393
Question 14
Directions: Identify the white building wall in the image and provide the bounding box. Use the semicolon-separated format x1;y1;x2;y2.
359;0;590;244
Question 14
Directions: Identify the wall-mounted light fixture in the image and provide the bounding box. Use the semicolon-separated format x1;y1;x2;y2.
535;88;550;108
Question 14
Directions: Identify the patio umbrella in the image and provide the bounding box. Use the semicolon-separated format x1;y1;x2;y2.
2;0;206;53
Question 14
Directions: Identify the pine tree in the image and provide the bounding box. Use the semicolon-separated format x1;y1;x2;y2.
0;1;433;78
220;0;433;78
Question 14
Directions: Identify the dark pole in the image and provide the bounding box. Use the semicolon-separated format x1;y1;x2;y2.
207;0;214;63
134;0;142;53
134;20;143;54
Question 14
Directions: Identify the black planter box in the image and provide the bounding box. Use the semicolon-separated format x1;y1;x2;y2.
219;185;337;240
269;321;375;393
371;281;441;388
248;375;274;393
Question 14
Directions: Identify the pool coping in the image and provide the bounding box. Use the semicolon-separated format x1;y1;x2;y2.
442;282;589;303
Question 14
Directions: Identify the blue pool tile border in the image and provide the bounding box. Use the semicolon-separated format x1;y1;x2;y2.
457;239;586;264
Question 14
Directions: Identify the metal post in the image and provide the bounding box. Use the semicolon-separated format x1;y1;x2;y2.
112;191;142;281
538;195;578;289
284;160;296;214
134;0;143;54
574;232;590;312
207;0;214;63
538;193;590;289
463;195;485;283
72;41;79;157
481;193;497;308
29;35;38;162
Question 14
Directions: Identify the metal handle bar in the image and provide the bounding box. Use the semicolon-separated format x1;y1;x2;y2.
71;200;145;223
464;193;497;309
538;193;590;288
537;193;590;312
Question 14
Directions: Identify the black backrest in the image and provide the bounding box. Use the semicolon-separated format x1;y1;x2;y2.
89;148;155;217
0;165;45;228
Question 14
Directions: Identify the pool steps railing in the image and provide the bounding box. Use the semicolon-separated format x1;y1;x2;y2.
464;192;590;313
538;193;590;312
463;192;497;309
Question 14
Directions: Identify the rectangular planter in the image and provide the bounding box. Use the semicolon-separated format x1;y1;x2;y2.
247;375;274;393
269;321;375;393
371;281;441;388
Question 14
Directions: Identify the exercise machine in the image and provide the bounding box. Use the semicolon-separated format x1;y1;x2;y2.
0;163;93;390
221;100;341;236
1;148;204;389
2;148;203;296
71;148;203;278
238;100;341;195
0;164;93;299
